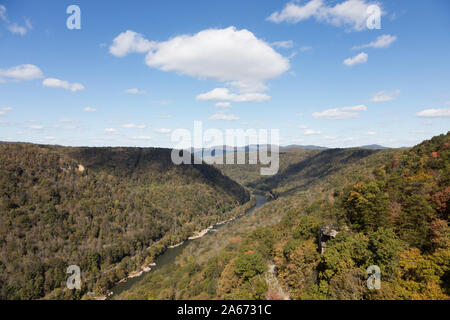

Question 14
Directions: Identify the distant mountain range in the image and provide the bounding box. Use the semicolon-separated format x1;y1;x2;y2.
191;143;393;156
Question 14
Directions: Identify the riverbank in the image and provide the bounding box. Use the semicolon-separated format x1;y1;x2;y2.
108;194;266;299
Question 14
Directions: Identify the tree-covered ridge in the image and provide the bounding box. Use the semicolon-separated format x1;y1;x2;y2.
119;132;449;300
270;132;449;299
0;143;249;299
213;149;320;187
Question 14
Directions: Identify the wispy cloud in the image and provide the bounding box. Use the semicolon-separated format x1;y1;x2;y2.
43;78;84;92
371;89;400;102
353;34;397;50
83;107;97;112
197;88;270;103
153;128;172;134
271;40;294;49
0;5;32;35
304;129;321;135
120;123;147;129
313;104;367;120
416;108;450;118
343;52;368;66
125;88;146;94
267;0;384;32
208;112;240;121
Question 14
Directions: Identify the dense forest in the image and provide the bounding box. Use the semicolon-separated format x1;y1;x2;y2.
0;144;249;299
118;132;449;300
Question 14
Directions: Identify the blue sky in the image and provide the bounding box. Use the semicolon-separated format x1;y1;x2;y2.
0;0;449;148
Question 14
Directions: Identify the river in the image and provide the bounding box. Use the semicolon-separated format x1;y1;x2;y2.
109;194;267;298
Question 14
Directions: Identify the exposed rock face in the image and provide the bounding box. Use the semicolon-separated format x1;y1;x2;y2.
319;225;339;254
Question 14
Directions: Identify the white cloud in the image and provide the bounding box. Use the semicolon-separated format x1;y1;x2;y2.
121;123;147;129
153;128;171;134
366;131;377;135
341;104;367;111
109;30;157;57
371;89;400;102
0;5;6;21
111;27;289;97
0;6;32;35
0;64;43;81
25;19;32;30
125;88;146;94
416;108;450;118
8;23;27;35
104;128;118;133
297;125;309;129
43;136;55;140
343;52;368;66
300;46;312;52
215;102;231;107
153;100;172;105
267;0;384;31
304;129;321;135
268;0;323;24
43;78;84;92
29;125;44;130
143;27;289;93
83;107;97;112
313;104;367;120
353;34;397;50
196;88;270;102
0;106;12;115
131;136;152;140
271;40;294;49
58;118;75;123
208;112;240;121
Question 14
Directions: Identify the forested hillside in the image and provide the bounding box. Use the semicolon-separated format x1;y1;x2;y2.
118;133;449;300
0;144;249;299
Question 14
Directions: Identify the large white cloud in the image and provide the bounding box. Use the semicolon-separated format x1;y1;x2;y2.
267;0;383;31
416;108;450;118
110;27;290;96
145;27;289;93
43;78;84;92
343;52;368;66
0;64;43;81
196;88;270;102
313;104;367;120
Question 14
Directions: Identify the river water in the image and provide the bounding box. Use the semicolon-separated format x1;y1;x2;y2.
109;194;267;298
